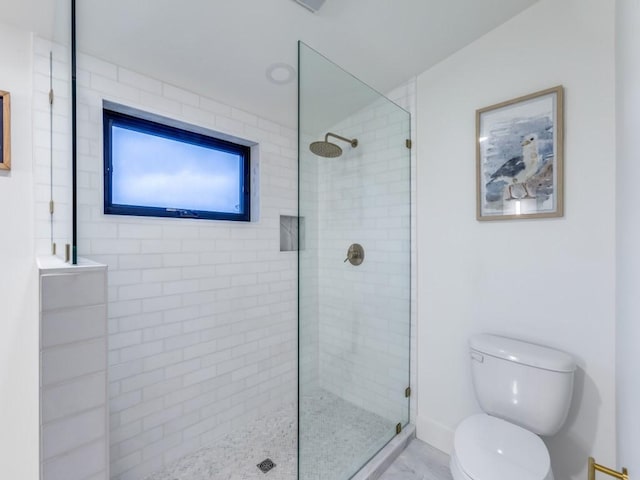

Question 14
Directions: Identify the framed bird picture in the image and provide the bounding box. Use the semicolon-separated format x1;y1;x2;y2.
0;90;10;171
476;86;564;220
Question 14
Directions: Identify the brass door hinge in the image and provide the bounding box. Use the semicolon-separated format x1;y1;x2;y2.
396;423;402;434
405;387;411;398
49;89;54;105
405;139;412;149
49;200;54;214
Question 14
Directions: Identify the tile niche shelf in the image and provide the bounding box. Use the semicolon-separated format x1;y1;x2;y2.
280;215;303;252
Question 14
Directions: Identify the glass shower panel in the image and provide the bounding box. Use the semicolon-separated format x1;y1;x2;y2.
299;42;411;480
34;0;73;259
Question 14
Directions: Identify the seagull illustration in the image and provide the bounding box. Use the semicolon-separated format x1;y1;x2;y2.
486;133;540;200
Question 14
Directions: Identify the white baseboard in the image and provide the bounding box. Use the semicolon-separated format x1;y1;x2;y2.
416;415;455;455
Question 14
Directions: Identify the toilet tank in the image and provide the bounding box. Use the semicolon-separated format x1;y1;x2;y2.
469;334;576;436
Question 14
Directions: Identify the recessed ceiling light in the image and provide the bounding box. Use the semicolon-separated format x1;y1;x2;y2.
266;63;296;85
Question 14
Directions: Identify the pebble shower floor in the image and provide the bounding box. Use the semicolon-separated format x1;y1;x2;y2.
142;390;395;480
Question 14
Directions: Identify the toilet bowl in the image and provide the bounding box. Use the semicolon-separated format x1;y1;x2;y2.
448;334;575;480
450;414;553;480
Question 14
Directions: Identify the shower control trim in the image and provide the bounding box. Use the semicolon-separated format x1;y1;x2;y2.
344;243;364;266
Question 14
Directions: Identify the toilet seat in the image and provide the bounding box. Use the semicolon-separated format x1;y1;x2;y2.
451;414;553;480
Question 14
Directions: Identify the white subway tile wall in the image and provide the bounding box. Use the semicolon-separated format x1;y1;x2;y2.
74;54;298;479
298;130;320;396
314;83;416;424
386;79;418;424
40;260;109;480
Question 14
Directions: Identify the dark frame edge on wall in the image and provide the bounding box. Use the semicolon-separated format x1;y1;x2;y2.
0;90;11;171
71;0;78;263
102;106;251;222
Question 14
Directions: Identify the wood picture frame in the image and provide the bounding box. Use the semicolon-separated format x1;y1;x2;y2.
476;86;564;221
0;90;10;171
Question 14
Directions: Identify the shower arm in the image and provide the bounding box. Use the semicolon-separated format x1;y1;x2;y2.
325;132;358;148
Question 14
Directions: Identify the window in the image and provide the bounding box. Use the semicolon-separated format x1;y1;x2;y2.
103;106;250;221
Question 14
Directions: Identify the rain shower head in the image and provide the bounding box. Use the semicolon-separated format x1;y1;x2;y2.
309;140;342;158
309;132;358;158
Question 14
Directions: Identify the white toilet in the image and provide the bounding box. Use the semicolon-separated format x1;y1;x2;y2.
450;334;576;480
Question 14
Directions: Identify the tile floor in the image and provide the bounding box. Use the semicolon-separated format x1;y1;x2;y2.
140;386;452;480
142;389;397;480
379;438;453;480
142;402;296;480
299;390;396;479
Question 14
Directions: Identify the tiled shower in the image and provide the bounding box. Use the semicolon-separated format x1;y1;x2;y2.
75;51;299;479
36;5;417;480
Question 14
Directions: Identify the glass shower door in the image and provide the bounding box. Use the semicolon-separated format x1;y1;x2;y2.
298;42;411;480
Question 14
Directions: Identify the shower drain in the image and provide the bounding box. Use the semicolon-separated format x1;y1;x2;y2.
257;458;276;473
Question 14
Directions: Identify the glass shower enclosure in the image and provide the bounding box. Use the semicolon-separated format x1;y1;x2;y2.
298;43;412;479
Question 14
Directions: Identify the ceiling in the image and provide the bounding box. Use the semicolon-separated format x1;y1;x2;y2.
1;0;539;128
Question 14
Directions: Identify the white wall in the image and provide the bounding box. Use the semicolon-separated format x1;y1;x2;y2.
416;1;616;479
74;53;298;480
0;21;39;480
615;0;640;476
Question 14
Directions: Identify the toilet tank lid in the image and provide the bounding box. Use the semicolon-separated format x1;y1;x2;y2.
470;334;576;373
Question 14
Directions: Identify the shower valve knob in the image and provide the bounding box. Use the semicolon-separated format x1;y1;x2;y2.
344;243;364;266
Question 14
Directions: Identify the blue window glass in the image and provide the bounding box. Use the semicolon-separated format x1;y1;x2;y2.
104;108;250;221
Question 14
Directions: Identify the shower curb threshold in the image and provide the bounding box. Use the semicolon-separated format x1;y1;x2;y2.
351;424;416;480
